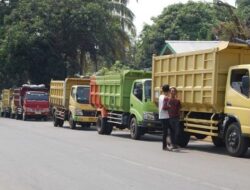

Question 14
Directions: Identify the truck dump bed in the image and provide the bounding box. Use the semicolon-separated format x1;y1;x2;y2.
2;89;13;108
90;70;151;112
152;41;250;113
50;78;90;109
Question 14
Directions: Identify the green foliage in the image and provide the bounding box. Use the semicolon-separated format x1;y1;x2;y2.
95;60;130;76
0;0;135;89
135;1;218;69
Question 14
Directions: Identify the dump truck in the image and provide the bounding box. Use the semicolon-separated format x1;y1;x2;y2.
152;41;250;157
11;84;49;120
50;78;97;129
90;70;161;139
1;89;13;117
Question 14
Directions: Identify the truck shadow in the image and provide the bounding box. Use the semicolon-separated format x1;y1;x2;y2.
111;133;162;142
62;125;97;131
185;144;250;158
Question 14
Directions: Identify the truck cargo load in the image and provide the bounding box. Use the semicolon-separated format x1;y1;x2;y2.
152;41;250;157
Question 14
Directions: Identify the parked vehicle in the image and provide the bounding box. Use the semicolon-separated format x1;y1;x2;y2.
11;84;49;120
90;70;161;140
50;78;97;129
152;41;250;157
1;89;13;117
22;91;49;121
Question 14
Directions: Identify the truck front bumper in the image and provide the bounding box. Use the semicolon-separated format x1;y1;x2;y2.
74;116;97;123
141;120;162;131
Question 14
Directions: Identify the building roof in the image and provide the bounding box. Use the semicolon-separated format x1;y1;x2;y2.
161;41;222;55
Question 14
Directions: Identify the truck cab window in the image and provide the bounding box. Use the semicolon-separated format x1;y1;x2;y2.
144;80;152;101
133;82;143;101
230;69;249;97
76;87;89;104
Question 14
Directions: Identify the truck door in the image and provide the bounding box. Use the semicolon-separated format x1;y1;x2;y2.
130;82;143;116
225;68;250;134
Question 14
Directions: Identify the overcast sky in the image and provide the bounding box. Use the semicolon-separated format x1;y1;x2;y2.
127;0;236;35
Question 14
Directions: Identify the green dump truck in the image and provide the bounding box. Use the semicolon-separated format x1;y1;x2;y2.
90;70;161;139
152;41;250;157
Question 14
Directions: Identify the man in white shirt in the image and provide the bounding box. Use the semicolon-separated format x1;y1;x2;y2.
159;84;170;150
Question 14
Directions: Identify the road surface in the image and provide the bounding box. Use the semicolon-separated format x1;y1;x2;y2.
0;118;249;190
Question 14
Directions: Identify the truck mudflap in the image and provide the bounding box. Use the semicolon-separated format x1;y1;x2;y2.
74;116;97;123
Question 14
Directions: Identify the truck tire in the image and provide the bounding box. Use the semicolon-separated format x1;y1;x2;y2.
53;112;59;127
58;119;64;127
96;116;107;135
105;123;113;135
212;136;224;147
130;117;141;140
69;113;76;129
225;122;249;157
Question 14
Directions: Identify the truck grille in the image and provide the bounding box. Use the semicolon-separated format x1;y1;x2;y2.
82;110;96;117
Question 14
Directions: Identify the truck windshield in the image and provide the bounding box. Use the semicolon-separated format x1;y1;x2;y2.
144;80;151;100
76;87;89;104
26;93;48;101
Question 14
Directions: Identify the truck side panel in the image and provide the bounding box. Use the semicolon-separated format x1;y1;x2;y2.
152;44;250;113
50;78;89;109
90;70;151;112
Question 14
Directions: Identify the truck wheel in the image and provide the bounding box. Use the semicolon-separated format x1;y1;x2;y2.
53;112;59;127
96;116;107;135
178;132;190;148
225;123;249;157
130;117;141;140
212;136;224;147
58;119;64;127
69;113;76;129
105;123;113;135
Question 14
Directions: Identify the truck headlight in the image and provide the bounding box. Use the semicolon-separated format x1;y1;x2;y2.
75;109;83;116
143;112;155;120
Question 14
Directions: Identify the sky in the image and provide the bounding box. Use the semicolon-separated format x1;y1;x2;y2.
127;0;236;35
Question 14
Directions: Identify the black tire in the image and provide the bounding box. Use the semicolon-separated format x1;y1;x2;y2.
195;134;207;140
53;112;59;127
178;132;190;147
130;117;141;140
105;123;113;135
58;119;64;127
69;113;76;129
96;116;107;134
225;122;249;157
212;136;224;147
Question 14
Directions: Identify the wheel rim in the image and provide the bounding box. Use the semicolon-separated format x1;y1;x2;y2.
227;128;240;152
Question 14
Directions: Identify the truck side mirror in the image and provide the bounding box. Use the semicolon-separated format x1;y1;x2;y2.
242;75;249;97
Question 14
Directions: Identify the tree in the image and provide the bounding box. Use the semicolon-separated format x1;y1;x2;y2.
135;1;218;69
0;0;135;88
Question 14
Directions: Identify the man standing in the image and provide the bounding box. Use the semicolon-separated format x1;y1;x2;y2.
163;87;181;149
158;84;170;150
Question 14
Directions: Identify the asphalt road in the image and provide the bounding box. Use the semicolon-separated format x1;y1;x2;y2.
0;117;250;190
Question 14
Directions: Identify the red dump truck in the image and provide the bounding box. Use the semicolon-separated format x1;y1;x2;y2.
11;84;49;120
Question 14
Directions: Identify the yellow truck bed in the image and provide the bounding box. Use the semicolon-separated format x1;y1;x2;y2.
50;78;90;109
2;89;13;108
152;41;250;113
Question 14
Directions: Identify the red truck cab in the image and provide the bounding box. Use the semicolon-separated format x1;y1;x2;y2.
23;91;49;121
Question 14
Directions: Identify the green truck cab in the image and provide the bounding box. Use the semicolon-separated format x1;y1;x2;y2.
90;70;161;139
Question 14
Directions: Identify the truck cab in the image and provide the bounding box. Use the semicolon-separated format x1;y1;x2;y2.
22;91;49;120
129;79;160;138
68;85;96;128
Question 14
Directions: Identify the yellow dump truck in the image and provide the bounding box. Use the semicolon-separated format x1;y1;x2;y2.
50;78;97;129
152;41;250;157
0;89;13;117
